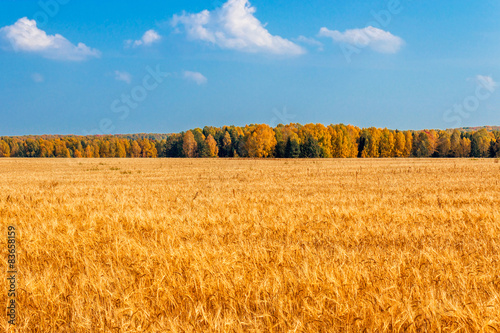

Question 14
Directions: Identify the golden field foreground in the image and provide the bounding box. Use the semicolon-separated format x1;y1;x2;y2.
1;158;499;332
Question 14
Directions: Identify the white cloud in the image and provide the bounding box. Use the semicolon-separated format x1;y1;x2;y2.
0;17;100;61
474;75;497;92
125;29;161;48
296;36;323;51
183;71;207;85
31;73;44;83
114;70;132;84
318;26;404;54
172;0;305;55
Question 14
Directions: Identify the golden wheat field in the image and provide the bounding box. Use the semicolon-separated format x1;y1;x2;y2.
1;158;499;332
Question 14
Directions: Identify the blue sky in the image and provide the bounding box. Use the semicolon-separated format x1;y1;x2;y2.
0;0;499;136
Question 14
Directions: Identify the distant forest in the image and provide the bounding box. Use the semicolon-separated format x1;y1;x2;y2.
1;124;499;158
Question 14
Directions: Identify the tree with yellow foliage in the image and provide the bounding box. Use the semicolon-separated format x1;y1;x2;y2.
0;139;10;157
182;131;198;158
131;141;142;158
205;134;219;157
393;131;406;157
244;124;277;158
379;128;395;158
403;131;413;157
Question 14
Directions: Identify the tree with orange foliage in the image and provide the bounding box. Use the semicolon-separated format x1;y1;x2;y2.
244;124;277;158
182;131;198;158
139;138;157;158
403;131;413;157
131;141;142;158
205;135;219;157
0;140;10;157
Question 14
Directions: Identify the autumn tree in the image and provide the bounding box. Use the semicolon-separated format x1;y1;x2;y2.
330;127;348;158
436;131;451;157
116;141;127;158
379;128;395;158
0;140;10;157
205;134;219;157
427;130;439;156
139;138;157;158
244;124;277;158
275;124;301;158
54;139;71;158
458;137;471;157
403;131;413;157
471;129;494;157
182;131;198;158
491;138;500;157
413;132;431;157
25;139;40;157
84;145;93;158
298;124;332;157
221;132;232;157
450;130;461;157
131;141;142;158
100;140;111;157
393;131;406;157
190;129;211;157
359;128;381;158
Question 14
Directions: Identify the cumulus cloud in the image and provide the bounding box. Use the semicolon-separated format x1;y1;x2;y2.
125;29;161;48
296;36;323;51
318;26;404;54
183;71;207;85
114;70;132;84
0;17;100;61
172;0;305;55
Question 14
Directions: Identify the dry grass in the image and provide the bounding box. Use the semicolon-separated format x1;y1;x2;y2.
1;158;499;332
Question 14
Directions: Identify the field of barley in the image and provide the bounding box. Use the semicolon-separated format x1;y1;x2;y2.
1;158;499;332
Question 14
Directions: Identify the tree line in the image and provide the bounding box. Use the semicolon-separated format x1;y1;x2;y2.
1;124;499;158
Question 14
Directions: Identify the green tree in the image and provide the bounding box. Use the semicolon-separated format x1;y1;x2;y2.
300;135;321;158
471;129;493;157
284;136;300;158
164;134;183;157
413;132;431;157
222;132;232;157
